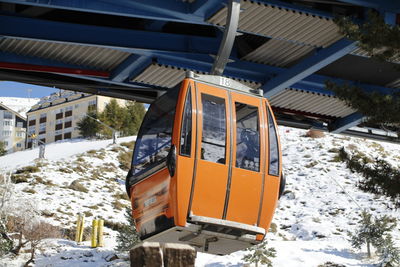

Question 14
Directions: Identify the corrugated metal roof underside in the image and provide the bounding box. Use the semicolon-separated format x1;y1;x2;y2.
269;88;355;118
352;47;400;64
242;38;315;67
132;63;261;89
208;0;343;48
0;38;130;71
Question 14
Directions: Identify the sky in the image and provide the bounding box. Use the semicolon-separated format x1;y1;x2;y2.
0;81;58;98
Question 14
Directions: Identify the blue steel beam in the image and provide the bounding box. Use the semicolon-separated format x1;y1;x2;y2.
191;0;227;19
330;112;365;133
1;42;394;100
263;38;358;98
338;0;400;12
0;15;220;54
0;0;207;24
111;55;152;82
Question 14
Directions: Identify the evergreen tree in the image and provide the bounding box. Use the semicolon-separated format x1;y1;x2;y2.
242;241;276;267
326;81;400;136
0;142;6;156
335;10;400;62
327;11;400;137
116;207;141;251
348;210;396;258
99;99;126;137
77;111;101;138
378;234;400;267
124;101;146;136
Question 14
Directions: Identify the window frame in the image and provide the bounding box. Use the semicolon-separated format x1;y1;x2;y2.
234;101;261;172
267;106;280;176
179;86;192;157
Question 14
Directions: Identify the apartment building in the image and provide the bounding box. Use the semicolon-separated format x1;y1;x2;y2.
0;103;27;153
26;90;120;148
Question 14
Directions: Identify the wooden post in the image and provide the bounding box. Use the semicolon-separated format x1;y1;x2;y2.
130;242;196;267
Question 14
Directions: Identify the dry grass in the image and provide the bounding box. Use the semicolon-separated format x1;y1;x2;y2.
68;180;89;193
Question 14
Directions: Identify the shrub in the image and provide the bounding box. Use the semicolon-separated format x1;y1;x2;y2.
338;148;400;207
118;150;133;171
114;192;129;201
22;188;36;194
112;200;126;211
68;180;89;193
120;141;135;150
58;167;73;174
11;174;30;183
15;165;40;174
115;207;140;251
242;241;276;267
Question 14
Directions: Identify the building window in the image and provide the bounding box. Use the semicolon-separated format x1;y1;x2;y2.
65;110;73;117
39;123;46;134
55;134;62;141
29;119;36;126
2;131;12;137
17;122;23;128
39;113;47;123
16;131;25;138
55;123;63;130
56;112;63;119
3;120;11;126
16;143;22;148
88;99;96;110
64;121;72;129
64;132;72;139
3;111;12;119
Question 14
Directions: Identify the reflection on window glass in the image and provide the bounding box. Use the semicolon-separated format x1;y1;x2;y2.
267;107;279;176
180;88;192;156
132;87;179;175
201;94;226;164
235;103;260;172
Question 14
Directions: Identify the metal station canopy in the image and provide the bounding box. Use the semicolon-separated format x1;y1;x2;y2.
0;0;399;141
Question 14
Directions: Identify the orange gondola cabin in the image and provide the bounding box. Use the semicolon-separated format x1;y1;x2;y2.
126;72;284;255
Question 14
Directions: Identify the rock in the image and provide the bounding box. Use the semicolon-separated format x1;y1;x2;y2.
130;242;197;267
162;243;196;267
105;254;119;262
130;242;162;267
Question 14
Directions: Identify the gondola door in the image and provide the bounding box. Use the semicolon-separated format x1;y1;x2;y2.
225;92;264;226
188;82;231;219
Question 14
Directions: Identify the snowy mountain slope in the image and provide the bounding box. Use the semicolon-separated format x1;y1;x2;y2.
0;97;40;117
0;128;399;267
0;136;136;172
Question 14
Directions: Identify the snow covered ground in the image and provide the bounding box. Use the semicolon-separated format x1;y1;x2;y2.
0;97;40;117
0;127;399;266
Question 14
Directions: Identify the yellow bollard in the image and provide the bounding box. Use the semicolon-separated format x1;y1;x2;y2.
78;214;85;243
91;219;98;248
75;214;82;243
97;219;104;247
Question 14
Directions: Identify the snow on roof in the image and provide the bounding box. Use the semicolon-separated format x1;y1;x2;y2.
0;97;40;118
